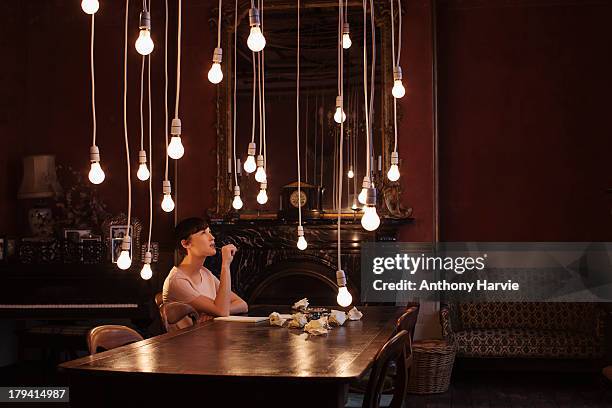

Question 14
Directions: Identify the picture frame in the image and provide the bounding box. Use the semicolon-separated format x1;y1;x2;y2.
110;226;133;264
63;229;92;244
101;214;142;263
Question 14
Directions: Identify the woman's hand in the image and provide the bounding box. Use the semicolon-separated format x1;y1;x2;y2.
221;244;237;267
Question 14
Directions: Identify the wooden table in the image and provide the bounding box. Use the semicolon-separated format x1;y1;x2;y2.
59;305;404;407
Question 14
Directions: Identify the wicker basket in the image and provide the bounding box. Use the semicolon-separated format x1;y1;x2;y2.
407;339;456;394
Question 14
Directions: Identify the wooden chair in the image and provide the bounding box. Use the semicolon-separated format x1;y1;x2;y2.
160;301;199;333
362;330;410;408
396;304;419;341
154;292;163;308
87;325;144;355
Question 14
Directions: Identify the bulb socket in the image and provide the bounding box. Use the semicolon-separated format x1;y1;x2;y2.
212;47;223;64
89;145;101;162
121;235;131;251
249;7;261;27
143;251;152;264
343;22;350;35
391;151;399;165
393;66;403;81
335;95;343;109
234;185;241;196
365;187;377;206
162;180;171;194
260;181;267;190
139;11;151;30
138;150;147;164
297;225;304;237
361;176;371;189
171;118;182;136
256;154;264;167
336;270;347;287
247;142;256;156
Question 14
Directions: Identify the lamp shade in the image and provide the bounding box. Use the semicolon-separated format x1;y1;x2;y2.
18;155;62;199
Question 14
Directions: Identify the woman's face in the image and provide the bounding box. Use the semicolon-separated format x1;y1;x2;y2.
182;227;216;258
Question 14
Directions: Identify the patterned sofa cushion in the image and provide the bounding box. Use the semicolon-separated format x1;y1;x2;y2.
458;303;598;334
454;328;604;359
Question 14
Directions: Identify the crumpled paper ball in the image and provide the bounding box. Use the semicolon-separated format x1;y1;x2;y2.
328;310;347;326
287;312;308;329
348;306;363;321
269;312;286;327
292;298;309;311
304;317;329;336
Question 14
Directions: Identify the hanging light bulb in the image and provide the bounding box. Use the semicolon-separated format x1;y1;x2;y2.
392;66;406;99
257;182;268;204
232;185;243;210
207;47;223;84
297;225;308;250
135;11;154;56
247;8;266;52
140;251;153;280
254;155;267;183
351;200;359;211
168;118;184;159
116;236;132;270
387;151;400;181
358;176;370;205
243;142;257;173
342;23;352;49
161;180;175;212
361;188;380;231
81;0;99;14
88;145;105;185
347;168;354;179
333;95;347;124
137;150;150;181
336;270;353;307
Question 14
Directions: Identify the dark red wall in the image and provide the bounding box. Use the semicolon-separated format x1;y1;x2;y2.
437;0;612;241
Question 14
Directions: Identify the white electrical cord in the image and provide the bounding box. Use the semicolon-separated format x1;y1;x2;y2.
296;0;302;228
123;0;132;239
362;0;370;177
369;0;376;172
251;52;256;144
174;0;182;120
164;0;169;181
261;0;267;171
140;56;145;152
90;14;96;147
337;0;344;270
233;0;239;187
217;0;222;49
390;0;398;152
147;0;153;253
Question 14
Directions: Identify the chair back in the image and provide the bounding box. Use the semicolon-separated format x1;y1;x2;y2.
363;330;410;408
154;292;163;308
87;325;144;355
160;301;199;333
396;304;419;340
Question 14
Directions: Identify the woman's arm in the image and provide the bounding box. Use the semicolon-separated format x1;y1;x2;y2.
230;292;248;314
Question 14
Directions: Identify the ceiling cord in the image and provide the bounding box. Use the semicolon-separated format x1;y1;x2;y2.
233;0;239;187
90;14;96;147
296;0;302;228
123;0;133;240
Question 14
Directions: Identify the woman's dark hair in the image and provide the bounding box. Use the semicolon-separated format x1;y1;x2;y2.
174;217;210;258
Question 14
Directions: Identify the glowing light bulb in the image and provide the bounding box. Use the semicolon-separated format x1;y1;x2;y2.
358;188;367;205
334;107;347;124
257;189;268;204
351;202;359;211
137;163;150;181
135;29;154;56
247;26;266;52
140;263;152;280
208;62;223;84
81;0;99;14
168;136;184;159
361;206;380;231
161;194;175;212
297;236;308;251
337;286;353;307
88;162;105;184
347;169;354;179
392;79;405;98
255;166;267;183
387;164;400;181
232;194;243;210
244;155;256;173
342;33;352;49
117;250;132;270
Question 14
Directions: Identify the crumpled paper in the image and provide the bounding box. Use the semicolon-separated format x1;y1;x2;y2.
292;298;309;311
347;306;363;321
304;317;329;336
328;310;347;326
287;312;308;329
269;312;286;327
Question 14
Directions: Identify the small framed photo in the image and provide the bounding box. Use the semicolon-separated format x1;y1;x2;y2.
64;229;92;244
110;225;132;240
0;237;5;262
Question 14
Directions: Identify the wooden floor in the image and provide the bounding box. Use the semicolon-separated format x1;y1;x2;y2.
2;362;611;407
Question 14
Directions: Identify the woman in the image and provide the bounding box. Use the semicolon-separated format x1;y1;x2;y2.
162;217;248;320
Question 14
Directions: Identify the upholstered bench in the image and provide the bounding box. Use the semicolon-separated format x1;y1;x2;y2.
440;302;606;359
